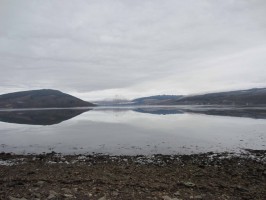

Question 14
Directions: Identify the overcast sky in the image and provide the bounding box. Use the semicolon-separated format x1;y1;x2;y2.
0;0;266;100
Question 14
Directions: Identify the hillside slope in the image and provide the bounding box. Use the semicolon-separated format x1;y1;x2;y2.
132;95;183;105
0;89;95;108
172;88;266;106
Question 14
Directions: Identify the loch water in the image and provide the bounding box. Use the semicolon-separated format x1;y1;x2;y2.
0;106;265;155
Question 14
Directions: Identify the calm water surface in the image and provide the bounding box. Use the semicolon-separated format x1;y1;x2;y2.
0;106;265;155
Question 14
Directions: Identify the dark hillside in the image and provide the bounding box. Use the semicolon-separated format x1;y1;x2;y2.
172;88;266;106
0;89;95;108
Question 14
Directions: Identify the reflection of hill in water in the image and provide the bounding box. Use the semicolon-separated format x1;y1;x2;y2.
1;107;265;126
133;106;266;119
133;108;184;115
185;108;266;119
0;109;90;125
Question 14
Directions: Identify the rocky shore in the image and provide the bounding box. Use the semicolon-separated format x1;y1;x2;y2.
0;150;265;200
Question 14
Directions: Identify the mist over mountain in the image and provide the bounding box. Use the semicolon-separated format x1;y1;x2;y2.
129;88;266;106
93;95;183;106
94;88;266;106
132;95;184;105
0;89;95;109
171;88;266;106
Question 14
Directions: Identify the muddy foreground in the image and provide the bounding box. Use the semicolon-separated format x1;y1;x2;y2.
0;150;265;200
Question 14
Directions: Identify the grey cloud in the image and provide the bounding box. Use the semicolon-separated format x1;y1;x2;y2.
0;0;266;100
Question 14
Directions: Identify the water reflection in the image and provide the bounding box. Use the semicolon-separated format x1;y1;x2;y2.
0;106;265;155
93;106;266;119
183;107;266;119
0;106;266;126
0;109;90;125
133;107;184;115
132;106;266;119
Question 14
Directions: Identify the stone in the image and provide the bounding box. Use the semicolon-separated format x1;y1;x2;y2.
98;195;106;200
62;188;72;193
33;193;41;198
183;181;195;187
162;196;172;200
162;196;179;200
112;191;119;196
49;190;58;196
235;185;249;192
47;194;56;200
47;190;59;199
194;195;203;199
64;194;74;198
174;191;181;196
36;181;45;186
9;197;28;200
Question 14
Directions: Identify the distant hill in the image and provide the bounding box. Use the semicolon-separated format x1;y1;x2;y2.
92;95;184;106
93;99;133;106
171;88;266;106
132;95;184;105
122;88;266;106
0;89;96;108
